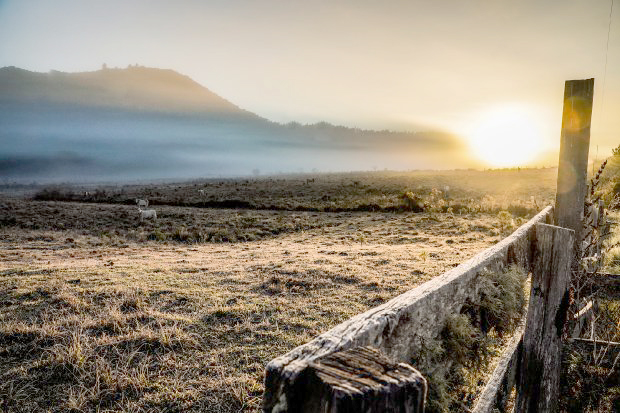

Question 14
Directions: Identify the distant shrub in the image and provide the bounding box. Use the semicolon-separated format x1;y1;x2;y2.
400;191;424;212
33;187;78;202
147;230;166;241
207;228;231;242
497;210;514;233
423;188;446;215
0;216;17;227
172;226;190;242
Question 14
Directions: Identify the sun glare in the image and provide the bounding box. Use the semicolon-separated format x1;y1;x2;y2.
465;104;549;168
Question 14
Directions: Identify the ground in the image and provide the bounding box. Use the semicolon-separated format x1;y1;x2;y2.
0;169;556;412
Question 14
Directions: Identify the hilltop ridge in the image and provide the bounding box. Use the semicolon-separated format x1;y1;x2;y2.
0;65;256;117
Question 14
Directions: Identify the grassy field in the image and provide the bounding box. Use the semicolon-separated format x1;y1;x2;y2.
23;167;556;212
0;168;560;412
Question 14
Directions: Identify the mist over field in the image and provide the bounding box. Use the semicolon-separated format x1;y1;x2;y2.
0;66;471;183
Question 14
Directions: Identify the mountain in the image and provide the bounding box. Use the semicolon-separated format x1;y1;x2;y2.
0;66;253;116
0;66;470;182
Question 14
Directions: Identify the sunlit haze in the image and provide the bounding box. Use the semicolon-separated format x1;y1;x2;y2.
464;104;556;167
1;0;619;170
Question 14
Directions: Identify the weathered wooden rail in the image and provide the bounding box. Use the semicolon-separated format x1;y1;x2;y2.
263;206;553;412
472;322;524;413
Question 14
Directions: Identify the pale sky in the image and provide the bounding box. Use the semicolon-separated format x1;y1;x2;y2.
1;0;619;164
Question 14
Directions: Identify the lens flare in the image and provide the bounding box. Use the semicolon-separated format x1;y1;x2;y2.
562;96;592;133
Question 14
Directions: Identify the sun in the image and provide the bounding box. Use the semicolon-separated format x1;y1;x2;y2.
465;104;549;168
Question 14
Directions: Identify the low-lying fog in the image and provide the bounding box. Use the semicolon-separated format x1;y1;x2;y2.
1;105;471;183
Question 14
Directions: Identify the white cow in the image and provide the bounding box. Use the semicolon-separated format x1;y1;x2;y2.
135;198;149;208
138;208;157;221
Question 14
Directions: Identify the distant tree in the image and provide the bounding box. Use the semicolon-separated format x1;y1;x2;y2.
102;63;107;70
613;143;620;156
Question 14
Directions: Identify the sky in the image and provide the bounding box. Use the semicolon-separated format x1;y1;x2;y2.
1;0;619;167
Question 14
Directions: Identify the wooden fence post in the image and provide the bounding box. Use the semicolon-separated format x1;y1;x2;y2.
299;346;427;413
554;78;594;245
515;223;574;413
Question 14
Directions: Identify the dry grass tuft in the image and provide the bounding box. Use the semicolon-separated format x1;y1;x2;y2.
0;285;208;412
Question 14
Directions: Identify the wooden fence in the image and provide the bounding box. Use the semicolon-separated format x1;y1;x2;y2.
263;207;553;412
262;78;614;412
